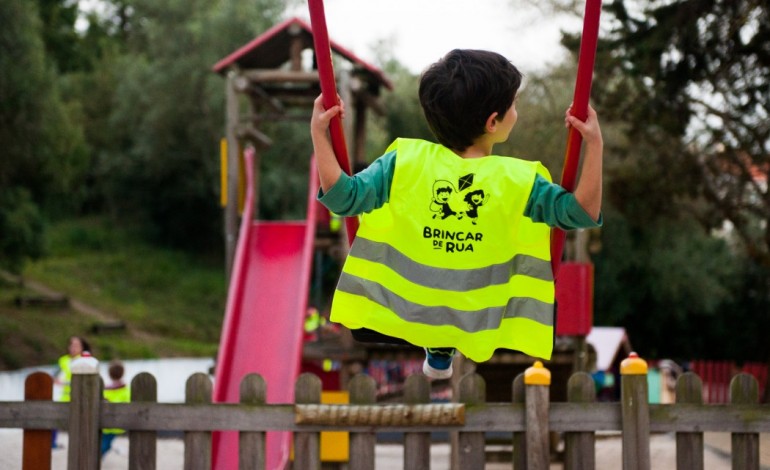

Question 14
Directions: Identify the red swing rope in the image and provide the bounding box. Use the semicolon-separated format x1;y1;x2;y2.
550;0;602;277
308;0;359;246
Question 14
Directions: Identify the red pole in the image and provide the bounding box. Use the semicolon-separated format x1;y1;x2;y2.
308;0;359;246
551;0;602;276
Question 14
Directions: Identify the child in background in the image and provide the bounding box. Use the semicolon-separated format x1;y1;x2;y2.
311;49;603;378
102;360;130;457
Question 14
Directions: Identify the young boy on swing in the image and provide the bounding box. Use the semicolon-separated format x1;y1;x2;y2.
311;49;603;379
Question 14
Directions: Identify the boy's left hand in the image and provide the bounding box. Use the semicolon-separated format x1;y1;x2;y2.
311;94;345;137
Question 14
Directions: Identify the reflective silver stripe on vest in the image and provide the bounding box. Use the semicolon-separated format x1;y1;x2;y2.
337;273;554;331
349;237;553;292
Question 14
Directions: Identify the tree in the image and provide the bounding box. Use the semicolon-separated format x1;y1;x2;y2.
0;0;87;270
86;0;285;250
595;0;770;266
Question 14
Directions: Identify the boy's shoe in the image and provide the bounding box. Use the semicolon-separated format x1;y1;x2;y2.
423;348;455;379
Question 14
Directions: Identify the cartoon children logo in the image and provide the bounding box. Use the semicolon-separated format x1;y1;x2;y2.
428;174;489;224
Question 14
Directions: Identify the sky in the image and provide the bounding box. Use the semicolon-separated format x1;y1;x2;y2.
287;0;583;74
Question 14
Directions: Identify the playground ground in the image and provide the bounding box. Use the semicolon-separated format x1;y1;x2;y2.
2;430;769;469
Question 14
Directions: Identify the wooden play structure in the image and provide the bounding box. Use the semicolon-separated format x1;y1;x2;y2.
212;17;392;278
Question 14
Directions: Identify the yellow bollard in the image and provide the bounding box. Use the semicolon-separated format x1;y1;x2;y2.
620;351;648;375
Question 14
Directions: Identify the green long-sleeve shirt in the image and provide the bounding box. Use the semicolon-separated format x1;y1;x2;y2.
319;150;601;230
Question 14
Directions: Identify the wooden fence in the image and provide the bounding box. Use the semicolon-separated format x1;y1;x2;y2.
2;353;770;470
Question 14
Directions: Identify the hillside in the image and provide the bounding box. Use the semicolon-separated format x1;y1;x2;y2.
0;217;225;371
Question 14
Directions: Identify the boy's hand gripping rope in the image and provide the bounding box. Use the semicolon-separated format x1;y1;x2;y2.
308;0;359;246
551;0;602;277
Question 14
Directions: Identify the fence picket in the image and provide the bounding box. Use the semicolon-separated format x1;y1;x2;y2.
349;374;376;470
512;373;526;470
565;372;595;470
184;373;212;470
404;374;431;470
620;354;650;470
129;372;157;470
67;366;101;470
730;373;759;470
239;374;266;470
457;373;485;469
22;372;53;470
525;363;551;470
675;372;703;470
294;373;321;470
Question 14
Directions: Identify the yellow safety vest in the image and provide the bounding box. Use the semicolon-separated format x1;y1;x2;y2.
331;138;555;362
103;384;130;434
57;355;73;402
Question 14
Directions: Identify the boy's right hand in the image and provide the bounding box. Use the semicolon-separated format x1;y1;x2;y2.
311;94;345;138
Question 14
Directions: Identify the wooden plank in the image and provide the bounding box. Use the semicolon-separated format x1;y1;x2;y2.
621;373;650;470
184;373;212;470
348;374;376;470
403;375;430;470
675;373;703;470
129;372;157;470
731;373;759;470
512;373;526;470
293;373;321;470
526;380;550;470
22;372;53;470
67;371;101;470
239;374;266;470
564;372;595;470
457;373;486;469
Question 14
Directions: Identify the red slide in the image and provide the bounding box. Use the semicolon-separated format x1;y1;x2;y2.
212;148;319;469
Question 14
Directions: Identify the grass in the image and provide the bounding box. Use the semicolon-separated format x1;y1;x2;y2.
0;217;226;370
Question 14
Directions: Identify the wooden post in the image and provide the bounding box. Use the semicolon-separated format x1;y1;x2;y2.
348;374;376;470
675;372;703;470
22;372;53;470
184;373;212;470
524;361;551;470
239;374;266;470
129;372;157;470
294;373;321;470
512;373;526;470
620;352;650;470
730;373;760;470
404;374;431;470
67;359;101;470
457;373;485;469
225;70;240;284
564;372;596;470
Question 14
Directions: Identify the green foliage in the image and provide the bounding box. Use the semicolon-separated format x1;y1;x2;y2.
0;0;87;268
77;0;285;249
0;188;45;273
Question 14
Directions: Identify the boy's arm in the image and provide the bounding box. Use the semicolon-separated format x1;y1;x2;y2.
565;105;603;221
310;94;345;193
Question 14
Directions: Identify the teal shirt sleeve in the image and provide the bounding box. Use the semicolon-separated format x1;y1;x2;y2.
317;150;395;216
524;174;603;230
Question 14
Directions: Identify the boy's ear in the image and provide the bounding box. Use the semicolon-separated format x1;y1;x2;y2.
485;112;500;133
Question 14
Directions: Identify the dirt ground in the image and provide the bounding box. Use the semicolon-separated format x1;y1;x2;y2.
2;429;770;469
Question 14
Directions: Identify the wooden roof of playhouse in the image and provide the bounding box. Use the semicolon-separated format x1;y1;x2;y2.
212;17;393;91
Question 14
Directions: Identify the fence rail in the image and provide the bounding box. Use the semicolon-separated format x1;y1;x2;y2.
1;354;769;470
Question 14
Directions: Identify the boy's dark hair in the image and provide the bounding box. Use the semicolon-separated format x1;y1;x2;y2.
108;360;125;381
419;49;522;151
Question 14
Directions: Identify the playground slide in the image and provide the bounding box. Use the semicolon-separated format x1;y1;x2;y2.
212;148;319;470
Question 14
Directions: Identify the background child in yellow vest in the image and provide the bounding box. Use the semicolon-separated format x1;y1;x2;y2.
52;335;91;448
102;360;130;457
311;49;603;379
